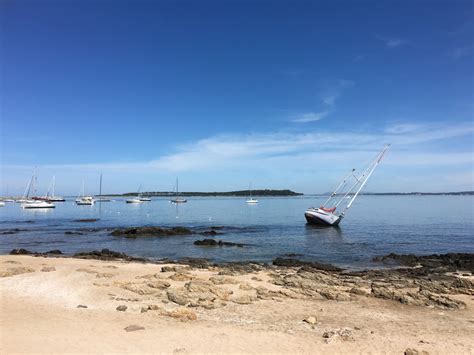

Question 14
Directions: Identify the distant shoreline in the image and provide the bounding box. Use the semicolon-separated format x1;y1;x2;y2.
97;190;474;197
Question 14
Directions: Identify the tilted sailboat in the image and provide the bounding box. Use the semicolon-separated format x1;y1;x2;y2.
170;178;187;203
305;145;390;226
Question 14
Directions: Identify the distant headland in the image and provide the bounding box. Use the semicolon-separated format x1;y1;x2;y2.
108;189;303;197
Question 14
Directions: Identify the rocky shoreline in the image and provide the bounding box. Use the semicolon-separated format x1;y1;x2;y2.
6;248;474;310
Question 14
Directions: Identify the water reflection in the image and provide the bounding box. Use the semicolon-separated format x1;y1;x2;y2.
304;224;344;241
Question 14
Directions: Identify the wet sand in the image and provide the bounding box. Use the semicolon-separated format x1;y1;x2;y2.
1;254;473;354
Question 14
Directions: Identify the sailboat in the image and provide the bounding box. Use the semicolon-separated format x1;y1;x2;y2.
126;185;144;204
75;180;95;205
246;183;258;204
95;174;110;202
170;178;187;203
21;173;55;209
305;145;390;226
33;176;65;202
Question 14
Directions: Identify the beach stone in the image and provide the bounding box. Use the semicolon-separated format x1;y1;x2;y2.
116;305;128;312
0;266;35;278
239;282;254;291
124;324;145;332
161;266;182;273
141;304;162;313
77;305;88;308
3;260;22;264
95;272;115;278
350;287;370;296
303;316;317;325
41;266;56;272
231;294;257;305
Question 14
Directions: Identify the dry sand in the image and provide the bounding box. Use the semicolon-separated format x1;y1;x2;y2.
0;255;473;354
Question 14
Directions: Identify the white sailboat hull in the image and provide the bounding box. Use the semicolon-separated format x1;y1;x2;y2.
304;208;341;226
126;199;144;204
22;201;56;209
246;199;258;204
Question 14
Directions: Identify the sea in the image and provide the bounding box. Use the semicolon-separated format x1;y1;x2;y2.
0;195;473;269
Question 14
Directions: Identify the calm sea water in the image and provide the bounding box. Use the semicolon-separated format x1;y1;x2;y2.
0;196;473;269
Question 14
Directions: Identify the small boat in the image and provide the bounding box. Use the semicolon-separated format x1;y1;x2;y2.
139;197;151;202
246;183;258;204
170;178;187;203
305;145;390;226
75;181;95;205
22;200;55;209
4;199;15;203
0;201;5;207
126;184;144;203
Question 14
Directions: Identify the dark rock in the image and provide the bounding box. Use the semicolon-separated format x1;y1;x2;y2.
73;218;100;223
194;239;244;247
0;228;27;235
9;248;34;255
73;249;147;262
199;230;221;236
373;253;474;272
178;258;211;269
283;253;304;257
9;249;62;256
273;258;343;272
47;249;63;255
65;231;84;235
110;226;192;237
116;305;128;311
77;305;88;308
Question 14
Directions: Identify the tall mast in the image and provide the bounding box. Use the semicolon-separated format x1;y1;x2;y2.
176;178;179;196
99;174;102;197
341;145;390;216
52;176;55;197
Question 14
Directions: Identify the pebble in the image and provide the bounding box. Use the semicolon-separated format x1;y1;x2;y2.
303;316;317;325
77;305;88;308
124;325;145;332
116;305;128;312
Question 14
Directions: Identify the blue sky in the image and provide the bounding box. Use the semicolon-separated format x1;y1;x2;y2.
1;0;473;195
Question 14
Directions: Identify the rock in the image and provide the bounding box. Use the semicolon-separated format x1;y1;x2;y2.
3;260;21;264
404;348;429;355
9;249;62;256
95;272;115;278
0;266;35;278
116;305;128;312
147;280;171;289
111;226;192;237
73;249;147;262
124;325;145;332
303;316;317;325
350;287;370;296
166;307;197;321
141;304;162;313
199;230;220;236
178;258;210;269
72;218;100;223
77;305;88;308
231;294;257;305
161;266;180;273
41;266;56;272
167;290;190;306
273;258;343;272
116;282;156;295
239;282;254;291
322;328;353;343
283;253;304;257
194;239;244;247
169;272;194;281
209;276;239;285
65;231;84;235
373;253;474;273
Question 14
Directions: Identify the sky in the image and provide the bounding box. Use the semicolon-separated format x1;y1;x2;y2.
0;0;473;195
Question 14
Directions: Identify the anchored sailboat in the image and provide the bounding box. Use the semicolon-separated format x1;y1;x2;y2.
33;176;65;202
126;184;144;203
76;180;95;205
170;178;187;203
21;173;55;209
305;145;390;226
95;174;111;202
246;183;258;204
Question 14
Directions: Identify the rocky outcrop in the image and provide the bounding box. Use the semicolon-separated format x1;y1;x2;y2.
73;249;148;262
110;226;192;237
373;253;474;272
194;239;244;247
273;258;342;272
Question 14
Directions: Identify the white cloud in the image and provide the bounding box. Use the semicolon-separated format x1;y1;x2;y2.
292;111;329;123
4;121;473;194
376;35;408;48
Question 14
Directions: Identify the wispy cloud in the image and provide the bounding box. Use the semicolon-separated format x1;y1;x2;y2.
291;79;354;124
292;111;329;123
376;35;408;48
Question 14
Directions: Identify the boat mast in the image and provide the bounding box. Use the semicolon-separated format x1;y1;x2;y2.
99;174;102;197
52;176;56;197
340;145;390;216
322;169;355;207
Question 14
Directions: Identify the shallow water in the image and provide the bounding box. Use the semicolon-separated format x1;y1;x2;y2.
0;195;473;269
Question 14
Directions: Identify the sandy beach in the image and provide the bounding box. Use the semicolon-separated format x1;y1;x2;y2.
1;252;473;354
